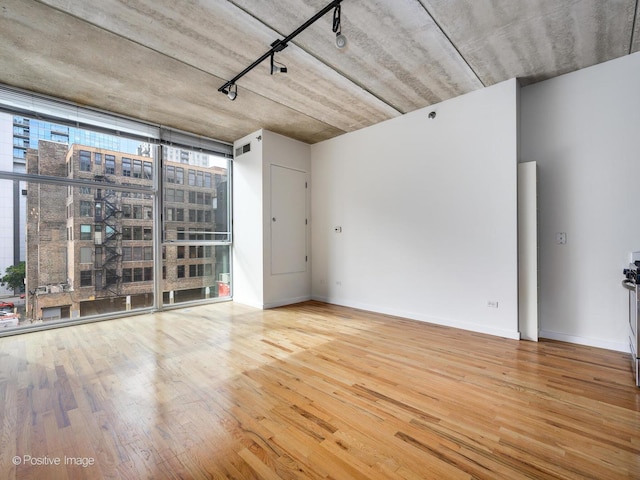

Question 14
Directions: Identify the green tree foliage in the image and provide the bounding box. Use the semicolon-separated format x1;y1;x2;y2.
0;262;25;291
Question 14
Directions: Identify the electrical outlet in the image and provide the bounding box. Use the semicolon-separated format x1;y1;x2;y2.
556;232;567;245
487;301;499;308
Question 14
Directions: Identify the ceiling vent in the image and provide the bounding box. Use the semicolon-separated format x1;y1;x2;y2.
235;142;251;157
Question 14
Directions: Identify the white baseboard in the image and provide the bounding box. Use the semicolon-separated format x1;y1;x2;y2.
263;295;312;309
539;329;630;353
311;295;521;340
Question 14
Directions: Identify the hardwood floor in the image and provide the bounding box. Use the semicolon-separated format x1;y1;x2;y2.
0;300;638;479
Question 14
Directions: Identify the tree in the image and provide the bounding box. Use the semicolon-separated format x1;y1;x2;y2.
0;262;25;291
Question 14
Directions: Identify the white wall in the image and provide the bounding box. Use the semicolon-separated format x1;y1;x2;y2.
232;129;311;308
521;52;640;352
232;130;264;308
261;130;311;308
311;79;520;339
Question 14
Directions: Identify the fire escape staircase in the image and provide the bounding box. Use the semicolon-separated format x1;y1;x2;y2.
95;187;122;296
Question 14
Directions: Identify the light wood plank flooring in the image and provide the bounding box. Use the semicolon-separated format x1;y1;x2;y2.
0;300;639;479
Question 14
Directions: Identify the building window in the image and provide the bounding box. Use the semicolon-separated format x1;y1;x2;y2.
165;208;174;222
144;267;153;281
144;246;153;261
205;173;212;188
165;188;174;203
196;171;204;187
80;271;92;287
189;191;196;204
143;228;152;241
176;208;184;221
143;161;152;180
177;246;185;259
122;227;132;240
133;268;143;282
133;227;143;240
80;224;92;240
122;268;132;283
95;152;102;165
175;189;184;203
122;158;131;177
176;167;184;185
133;205;142;219
177;265;185;278
133;159;142;178
105;155;115;174
166;165;175;183
188;169;196;186
144;207;152;220
122;247;132;262
80;247;92;264
122;204;131;218
80;201;92;217
79;150;91;172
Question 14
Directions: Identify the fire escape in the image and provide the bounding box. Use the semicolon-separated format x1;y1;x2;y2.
95;182;122;296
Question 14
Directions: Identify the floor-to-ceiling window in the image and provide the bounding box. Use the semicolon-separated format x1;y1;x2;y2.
0;86;232;334
161;146;231;305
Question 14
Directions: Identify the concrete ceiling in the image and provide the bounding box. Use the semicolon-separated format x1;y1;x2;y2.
1;0;638;145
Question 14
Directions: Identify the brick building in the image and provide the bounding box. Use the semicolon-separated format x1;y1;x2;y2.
26;140;228;322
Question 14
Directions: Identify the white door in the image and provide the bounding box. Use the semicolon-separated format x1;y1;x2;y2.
270;165;307;275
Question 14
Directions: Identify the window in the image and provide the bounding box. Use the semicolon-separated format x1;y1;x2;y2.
80;271;92;287
144;207;152;220
122;204;131;218
165;188;174;202
133;247;143;261
189;264;197;277
144;267;153;281
122;247;132;262
196;171;204;187
177;246;185;259
144;161;152;180
122;269;132;283
80;224;92;240
189;209;196;223
204;173;212;188
175;189;184;203
144;246;153;261
105;155;116;174
177;265;185;278
80;247;92;264
176;208;184;221
133;227;143;240
79;150;91;171
133;205;142;219
122;227;132;240
176;167;184;185
122;158;131;177
188;169;196;186
79;186;91;194
133;268;143;282
94;202;102;220
95;152;102;165
133;159;142;178
95;247;103;268
165;208;174;222
189;191;196;204
80;201;92;217
166;165;175;183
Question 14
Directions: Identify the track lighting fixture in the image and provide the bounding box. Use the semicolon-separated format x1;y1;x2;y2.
218;0;344;101
222;83;237;101
333;3;347;49
270;54;288;75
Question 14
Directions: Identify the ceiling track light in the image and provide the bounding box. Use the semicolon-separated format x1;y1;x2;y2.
221;83;237;101
218;0;344;101
270;54;288;75
333;4;347;49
